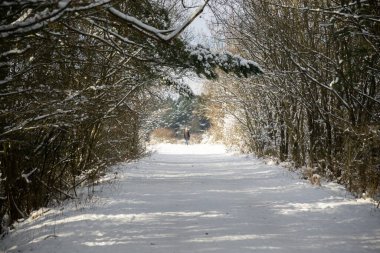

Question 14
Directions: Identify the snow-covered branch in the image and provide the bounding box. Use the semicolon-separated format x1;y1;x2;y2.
0;0;71;38
0;109;74;137
268;2;380;24
163;76;194;97
21;168;38;184
108;0;210;42
0;45;31;58
1;0;208;41
187;44;263;78
66;0;111;12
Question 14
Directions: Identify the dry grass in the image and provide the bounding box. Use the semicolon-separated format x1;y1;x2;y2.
189;133;202;144
150;128;177;143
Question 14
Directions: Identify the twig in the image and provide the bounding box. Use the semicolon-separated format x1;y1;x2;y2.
37;177;76;200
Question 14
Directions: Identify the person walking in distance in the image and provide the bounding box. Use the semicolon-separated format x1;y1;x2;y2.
184;127;190;145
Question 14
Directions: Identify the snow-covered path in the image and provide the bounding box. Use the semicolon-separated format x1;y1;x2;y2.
2;144;380;253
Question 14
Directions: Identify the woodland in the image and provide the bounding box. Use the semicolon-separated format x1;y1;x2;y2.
1;0;379;235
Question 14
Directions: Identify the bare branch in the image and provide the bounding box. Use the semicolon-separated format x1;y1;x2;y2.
108;0;210;42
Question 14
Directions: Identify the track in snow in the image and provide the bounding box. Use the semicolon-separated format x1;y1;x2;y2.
2;144;380;253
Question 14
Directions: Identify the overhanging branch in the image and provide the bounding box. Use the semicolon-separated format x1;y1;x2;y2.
108;0;210;42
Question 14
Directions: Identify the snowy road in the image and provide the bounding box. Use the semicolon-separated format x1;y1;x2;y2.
2;144;380;253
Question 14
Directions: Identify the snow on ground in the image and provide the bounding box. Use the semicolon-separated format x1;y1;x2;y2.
1;144;380;253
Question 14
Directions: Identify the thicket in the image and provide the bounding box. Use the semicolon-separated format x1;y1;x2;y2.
207;0;380;198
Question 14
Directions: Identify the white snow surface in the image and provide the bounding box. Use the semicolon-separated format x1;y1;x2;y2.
2;144;380;253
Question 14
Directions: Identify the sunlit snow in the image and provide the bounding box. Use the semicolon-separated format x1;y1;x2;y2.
2;144;379;253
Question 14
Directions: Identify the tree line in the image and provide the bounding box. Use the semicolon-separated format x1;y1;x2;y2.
206;0;380;198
